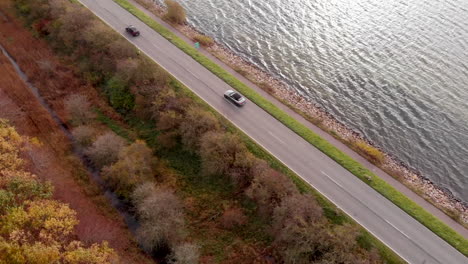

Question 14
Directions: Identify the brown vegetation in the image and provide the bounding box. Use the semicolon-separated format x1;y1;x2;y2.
85;132;128;169
0;5;152;262
163;0;186;24
133;185;187;254
102;140;155;198
219;207;248;229
64;94;97;126
354;140;385;165
193;34;214;47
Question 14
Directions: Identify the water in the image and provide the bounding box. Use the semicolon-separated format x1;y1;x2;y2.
156;0;468;201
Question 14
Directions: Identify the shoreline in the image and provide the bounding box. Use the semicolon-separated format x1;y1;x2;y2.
136;0;467;225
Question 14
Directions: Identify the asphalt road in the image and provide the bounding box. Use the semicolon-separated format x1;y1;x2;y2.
78;0;467;263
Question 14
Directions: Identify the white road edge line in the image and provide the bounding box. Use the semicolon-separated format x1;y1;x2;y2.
76;2;413;262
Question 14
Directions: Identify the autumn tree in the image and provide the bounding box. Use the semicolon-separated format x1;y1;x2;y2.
271;194;323;235
0;200;118;264
64;94;96;126
71;125;97;150
0;119;23;171
157;110;183;131
151;88;190;121
199;131;245;176
0;170;53;214
245;160;298;217
167;243;200;264
164;0;186;24
102;140;155;198
179;106;220;150
85;131;127;169
134;187;186;255
0;120;119;263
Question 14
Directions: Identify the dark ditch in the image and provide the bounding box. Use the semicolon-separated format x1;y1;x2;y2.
0;43;142;247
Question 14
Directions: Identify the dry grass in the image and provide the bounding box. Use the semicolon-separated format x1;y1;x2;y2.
193;34;214;47
354;140;385;165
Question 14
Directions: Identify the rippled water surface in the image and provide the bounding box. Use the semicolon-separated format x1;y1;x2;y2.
156;0;468;201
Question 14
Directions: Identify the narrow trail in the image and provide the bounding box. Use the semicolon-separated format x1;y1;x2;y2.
0;42;138;231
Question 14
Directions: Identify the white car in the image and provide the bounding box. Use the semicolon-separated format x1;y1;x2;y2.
224;90;246;106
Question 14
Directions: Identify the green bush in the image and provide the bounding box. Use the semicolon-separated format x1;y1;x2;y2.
105;77;135;114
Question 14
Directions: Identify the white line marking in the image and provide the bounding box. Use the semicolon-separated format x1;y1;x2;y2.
384;219;411;239
268;131;285;144
321;170;343;188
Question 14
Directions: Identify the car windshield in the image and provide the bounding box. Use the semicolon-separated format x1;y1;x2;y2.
232;93;242;100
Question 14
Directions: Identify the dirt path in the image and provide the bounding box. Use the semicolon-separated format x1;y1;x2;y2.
0;10;152;264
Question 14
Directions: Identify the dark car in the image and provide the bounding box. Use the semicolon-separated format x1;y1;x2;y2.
224;90;246;106
125;25;140;37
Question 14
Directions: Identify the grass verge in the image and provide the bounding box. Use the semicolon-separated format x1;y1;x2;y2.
113;0;468;255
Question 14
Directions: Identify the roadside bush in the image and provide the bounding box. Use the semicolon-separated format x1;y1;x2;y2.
64;94;96;126
167;243;200;264
219;207;248;229
227;150;257;188
152;88;191;117
246;161;298;217
108;39;138;61
199;131;256;187
157;131;179;149
51;7;93;53
115;58;140;83
354;140;385;165
102;140;155;198
133;59;171;87
193;34;214;47
163;0;186;24
271;194;323;235
71;125;97;150
134;188;186;254
85;132;127;169
179;107;220;150
271;195;377;263
200;131;239;176
274;223;333;264
105;77;135;114
157;110;183;131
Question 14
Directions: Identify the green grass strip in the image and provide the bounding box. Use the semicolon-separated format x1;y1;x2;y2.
114;0;468;255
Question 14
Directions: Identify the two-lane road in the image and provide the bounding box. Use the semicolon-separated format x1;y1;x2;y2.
78;0;467;263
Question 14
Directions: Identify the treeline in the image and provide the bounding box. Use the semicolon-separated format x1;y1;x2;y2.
16;0;383;262
0;119;118;263
66;94;199;262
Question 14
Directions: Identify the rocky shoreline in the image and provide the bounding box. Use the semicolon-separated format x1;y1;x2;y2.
138;0;467;225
